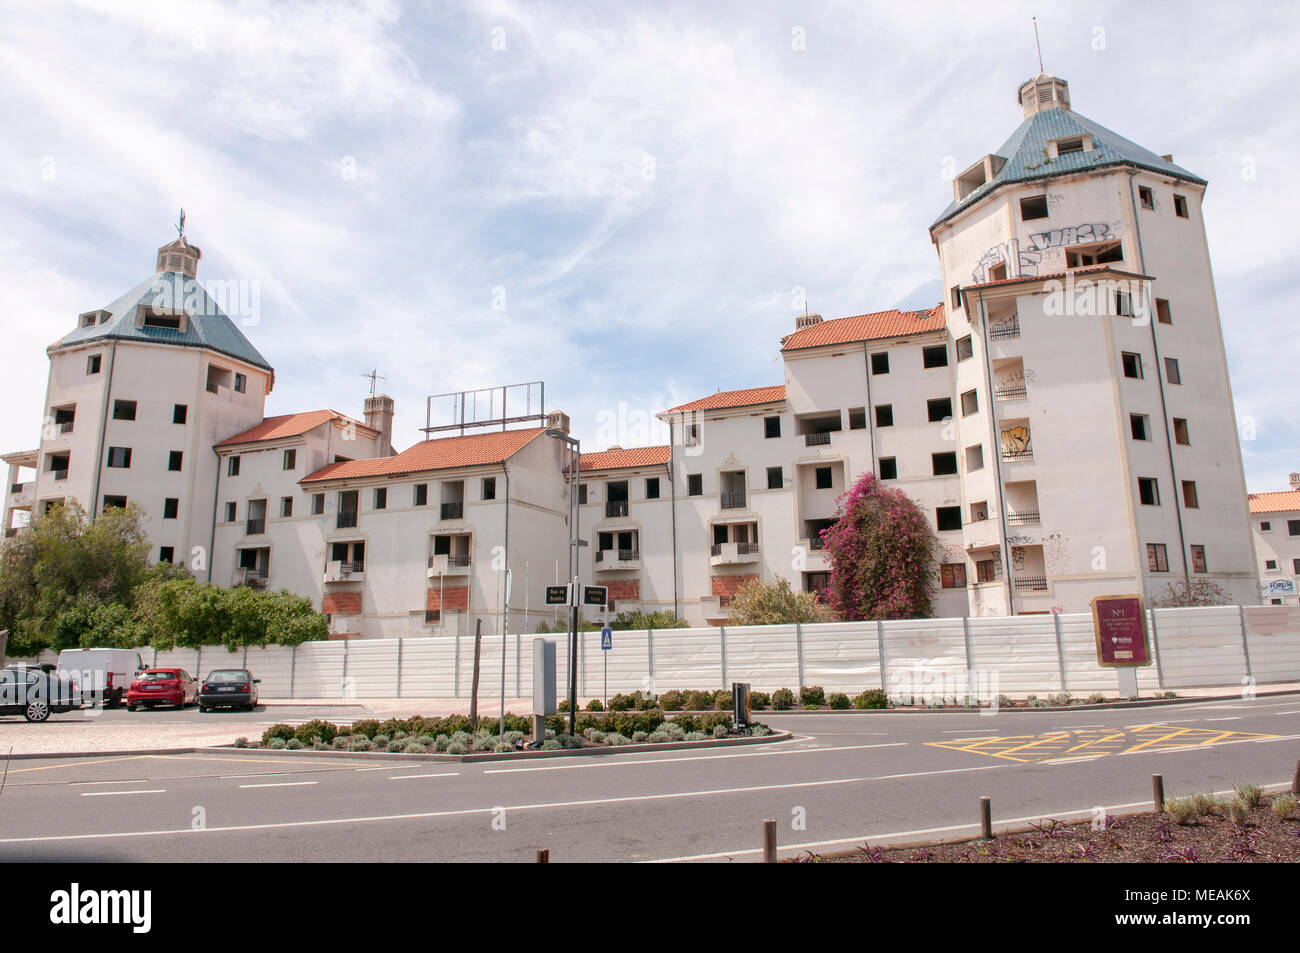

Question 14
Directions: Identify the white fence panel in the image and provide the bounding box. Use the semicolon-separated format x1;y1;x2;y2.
881;618;967;700
721;624;803;692
347;639;401;698
798;622;881;693
1057;612;1159;694
968;616;1061;694
648;627;724;689
153;647;203;677
1243;606;1300;684
292;641;347;698
397;637;458;697
1152;606;1248;688
244;646;294;698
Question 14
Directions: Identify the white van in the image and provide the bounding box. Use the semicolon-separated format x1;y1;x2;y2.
56;648;146;708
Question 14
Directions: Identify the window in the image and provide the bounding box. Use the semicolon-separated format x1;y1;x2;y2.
482;477;497;500
1147;543;1169;573
112;400;137;421
936;506;962;532
687;474;702;497
1260;521;1271;531
414;484;428;506
143;310;182;330
1173;195;1188;218
228;456;240;476
875;404;894;427
159;547;174;564
107;447;132;468
163;497;179;519
281;496;293;518
878;458;897;480
1138;477;1160;506
374;487;387;510
1067;241;1123;268
767;467;783;490
1130;414;1149;440
815;467;833;490
1265;559;1278;570
764;416;781;439
927;398;952;422
848;408;867;430
1138;186;1155;210
1190;545;1207;573
1155;299;1172;325
578;484;588;504
950;285;962;311
224;502;236;522
1056;136;1085;155
922;344;948;368
1114;290;1134;317
234;373;247;393
1289;519;1300;536
965;445;984;471
173;404;188;424
870;352;889;375
961;389;978;416
956;335;973;361
941;563;968;588
932;452;958;476
283;449;296;470
312;493;325;515
684;423;700;446
168;451;183;472
86;354;102;375
1182;481;1199;508
1020;195;1049;220
1122;352;1143;379
646;477;660;499
1172;418;1189;445
1164;358;1181;385
1293;558;1300;575
976;559;997;583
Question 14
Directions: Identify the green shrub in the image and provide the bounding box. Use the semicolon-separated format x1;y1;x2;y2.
503;731;525;746
233;737;248;748
853;689;889;710
1234;782;1262;809
712;724;729;739
541;739;562;750
684;731;706;742
261;723;296;745
348;738;373;752
446;742;467;755
450;731;473;747
1087;693;1107;705
749;724;771;737
294;719;339;746
1165;797;1197;825
377;718;412;738
417;734;435;746
1050;693;1070;706
1224;798;1249;824
331;736;350;750
471;734;497;752
749;691;770;710
799;685;826;707
1191;792;1219;816
312;741;329;751
658;722;686;740
1271;793;1296;819
647;730;670;743
404;742;427;754
772;688;795;710
372;734;391;747
658;690;685;711
713;689;732;710
585;698;605;711
385;739;407;752
605;732;632;746
432;735;450;752
632;731;648;743
683;690;713;711
347;719;381;740
828;693;850;710
585;729;607;744
285;738;304;750
267;737;288;749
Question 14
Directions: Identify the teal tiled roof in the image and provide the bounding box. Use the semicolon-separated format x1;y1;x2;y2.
50;270;272;372
932;107;1206;229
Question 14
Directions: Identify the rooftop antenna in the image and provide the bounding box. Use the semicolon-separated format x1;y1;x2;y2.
362;369;387;396
1032;16;1044;73
175;207;186;242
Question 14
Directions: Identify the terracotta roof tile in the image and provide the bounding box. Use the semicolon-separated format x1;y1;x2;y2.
576;446;671;472
301;427;546;484
217;410;372;447
780;305;946;352
1249;490;1300;515
664;385;786;414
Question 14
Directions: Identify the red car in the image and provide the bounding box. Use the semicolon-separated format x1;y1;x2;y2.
126;669;198;710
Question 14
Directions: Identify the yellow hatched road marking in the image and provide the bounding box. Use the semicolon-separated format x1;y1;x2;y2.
926;724;1279;765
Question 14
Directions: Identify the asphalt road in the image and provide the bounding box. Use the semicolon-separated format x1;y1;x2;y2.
0;703;371;727
1;694;1297;863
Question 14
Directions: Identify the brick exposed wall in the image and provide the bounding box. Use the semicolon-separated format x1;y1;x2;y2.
427;585;469;611
604;579;640;611
322;591;362;615
711;573;757;607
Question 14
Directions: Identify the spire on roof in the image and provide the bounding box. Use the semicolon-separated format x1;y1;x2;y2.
155;212;201;278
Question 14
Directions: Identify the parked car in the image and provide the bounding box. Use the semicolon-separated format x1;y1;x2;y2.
198;669;260;711
56;648;145;708
0;665;79;722
126;669;198;710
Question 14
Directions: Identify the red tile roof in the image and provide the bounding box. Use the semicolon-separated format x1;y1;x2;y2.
780;305;946;352
217;410;371;447
664;385;786;414
962;265;1153;292
300;427;546;484
1249;490;1300;515
576;446;671;472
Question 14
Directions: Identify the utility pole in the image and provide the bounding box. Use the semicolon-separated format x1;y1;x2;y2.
546;426;581;735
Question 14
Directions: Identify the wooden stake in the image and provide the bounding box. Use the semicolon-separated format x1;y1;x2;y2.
469;618;483;729
980;796;992;839
762;819;777;863
1152;774;1165;812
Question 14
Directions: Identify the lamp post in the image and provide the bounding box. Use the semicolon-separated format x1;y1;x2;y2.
547;428;583;735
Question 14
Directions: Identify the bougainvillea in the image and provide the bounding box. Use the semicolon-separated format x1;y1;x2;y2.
821;472;940;620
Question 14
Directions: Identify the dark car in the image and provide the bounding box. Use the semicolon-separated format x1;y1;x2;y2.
126;669;198;710
0;666;79;722
199;669;260;711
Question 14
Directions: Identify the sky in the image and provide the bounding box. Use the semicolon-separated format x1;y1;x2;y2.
0;0;1296;492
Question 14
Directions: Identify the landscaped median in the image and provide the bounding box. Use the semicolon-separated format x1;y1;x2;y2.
232;709;784;761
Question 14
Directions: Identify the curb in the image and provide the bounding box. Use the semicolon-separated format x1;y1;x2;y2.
0;746;206;761
752;688;1298;715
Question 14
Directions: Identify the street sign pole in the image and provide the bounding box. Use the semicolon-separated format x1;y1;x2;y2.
569;575;579;735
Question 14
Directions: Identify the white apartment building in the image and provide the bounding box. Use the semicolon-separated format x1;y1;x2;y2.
0;72;1262;635
1249;474;1300;605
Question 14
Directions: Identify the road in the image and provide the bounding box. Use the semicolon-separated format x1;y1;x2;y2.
1;693;1297;862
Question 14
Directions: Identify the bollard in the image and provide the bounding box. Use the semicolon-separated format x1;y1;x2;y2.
1152;774;1165;813
1293;760;1299;795
762;819;777;863
536;848;549;864
979;796;992;840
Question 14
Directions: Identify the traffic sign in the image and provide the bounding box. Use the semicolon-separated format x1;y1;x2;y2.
545;585;569;606
601;627;612;651
583;585;607;607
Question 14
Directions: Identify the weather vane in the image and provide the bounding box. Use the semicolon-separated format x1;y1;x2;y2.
176;208;186;242
362;369;387;396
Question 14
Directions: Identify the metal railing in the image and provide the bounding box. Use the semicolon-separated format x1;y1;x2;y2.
440;502;463;520
1006;510;1040;525
805;432;831;447
988;319;1020;340
605;500;629;519
336;511;358;529
1013;575;1048;591
1000;448;1034;461
245;518;265;535
720;492;746;510
52;469;68;481
58;421;75;434
424;609;441;624
597;549;639;563
994;384;1027;401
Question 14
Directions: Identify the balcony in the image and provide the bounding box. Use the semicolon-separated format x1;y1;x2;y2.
710;541;760;567
1000;448;1034;462
595;548;641;571
427;553;472;577
993;384;1027;402
805;432;831;447
51;469;68;482
245;518;266;535
235;568;268;589
988;318;1020;341
1013;575;1048;592
440;502;463;521
336;511;358;529
8;482;33;506
720;491;747;510
1006;509;1040;526
604;500;629;519
323;560;364;583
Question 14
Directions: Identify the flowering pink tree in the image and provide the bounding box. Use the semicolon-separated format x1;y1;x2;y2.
821;472;940;620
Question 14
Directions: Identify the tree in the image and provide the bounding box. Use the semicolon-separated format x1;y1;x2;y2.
1149;578;1232;608
821;472;940;620
725;577;832;625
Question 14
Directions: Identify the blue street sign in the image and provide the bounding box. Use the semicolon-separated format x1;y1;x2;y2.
601;627;613;651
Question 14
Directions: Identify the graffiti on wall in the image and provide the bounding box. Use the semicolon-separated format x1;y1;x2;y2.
1000;425;1032;455
1045;533;1069;576
970;222;1117;284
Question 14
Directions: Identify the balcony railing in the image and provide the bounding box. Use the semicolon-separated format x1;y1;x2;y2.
605;500;629;519
994;384;1027;401
440;502;463;520
988;319;1021;341
336;511;358;529
597;549;640;564
245;518;265;535
1000;448;1034;461
340;561;364;574
1013;575;1048;591
713;543;760;557
720;491;746;510
805;432;831;447
424;609;441;624
52;469;68;481
809;536;825;551
10;483;21;494
1006;510;1040;525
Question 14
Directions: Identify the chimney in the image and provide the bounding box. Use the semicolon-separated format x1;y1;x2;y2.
364;394;395;457
546;410;571;435
1290;472;1300;491
796;312;823;331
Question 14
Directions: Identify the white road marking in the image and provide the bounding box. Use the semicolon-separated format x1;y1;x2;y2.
388;773;459;780
1049;724;1104;730
79;790;166;797
1202;716;1241;722
942;729;998;734
1277;710;1300;715
482;742;907;774
69;779;151;786
238;781;318;789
